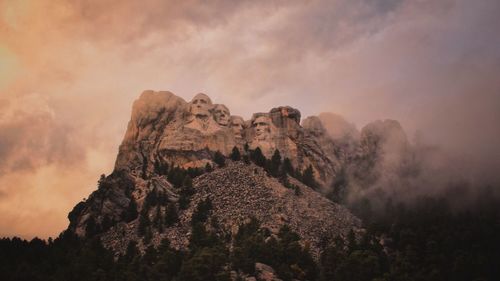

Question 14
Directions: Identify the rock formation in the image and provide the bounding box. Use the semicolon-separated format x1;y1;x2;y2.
114;91;343;185
69;90;412;264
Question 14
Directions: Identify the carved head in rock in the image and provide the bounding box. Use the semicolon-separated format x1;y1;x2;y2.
189;93;213;118
213;104;230;127
230;116;245;138
252;114;272;141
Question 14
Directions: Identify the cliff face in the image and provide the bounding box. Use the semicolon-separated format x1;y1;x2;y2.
115;90;341;185
67;90;413;259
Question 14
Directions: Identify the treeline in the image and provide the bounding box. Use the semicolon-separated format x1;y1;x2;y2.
153;146;318;191
3;197;499;281
0;213;316;281
221;145;318;191
318;196;500;281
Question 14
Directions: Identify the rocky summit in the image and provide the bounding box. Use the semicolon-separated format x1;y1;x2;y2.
67;90;409;270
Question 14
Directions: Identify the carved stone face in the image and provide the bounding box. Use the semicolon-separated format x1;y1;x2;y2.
213;104;230;126
253;116;271;140
189;93;212;117
230;116;245;137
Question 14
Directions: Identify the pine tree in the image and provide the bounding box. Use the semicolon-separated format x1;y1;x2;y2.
123;198;139;222
329;167;348;203
101;216;113;232
302;165;318;189
187;167;203;178
270;149;282;177
205;163;213;173
230;146;241;161
144;188;159;208
168;166;187;188
85;216;99;236
179;192;190;210
141;154;148;180
155;238;183;280
165;203;179;226
191;198;213;225
138;207;151;236
251;147;267;167
243;154;250;164
98;174;106;189
182;175;193;190
154;159;169;175
214;150;226;167
123;241;140;264
179;176;194;210
153;205;164;231
283;158;294;176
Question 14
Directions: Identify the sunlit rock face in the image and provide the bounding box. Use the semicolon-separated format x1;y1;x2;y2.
115;90;186;173
248;113;278;156
213;104;230;127
115;91;238;174
230;115;246;141
115;91;345;185
184;93;220;133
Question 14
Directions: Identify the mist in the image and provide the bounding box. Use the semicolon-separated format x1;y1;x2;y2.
319;113;500;214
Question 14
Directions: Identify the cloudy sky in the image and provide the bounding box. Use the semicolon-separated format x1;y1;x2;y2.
1;0;499;238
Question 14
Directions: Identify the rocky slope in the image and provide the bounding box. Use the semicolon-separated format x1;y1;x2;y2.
95;162;360;259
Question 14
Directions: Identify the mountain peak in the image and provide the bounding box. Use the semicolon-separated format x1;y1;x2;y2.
67;89;408;262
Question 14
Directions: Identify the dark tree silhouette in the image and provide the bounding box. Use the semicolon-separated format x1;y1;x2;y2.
302;165;318;189
165;202;179;226
214;151;226;167
250;147;267;167
230;146;241;161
